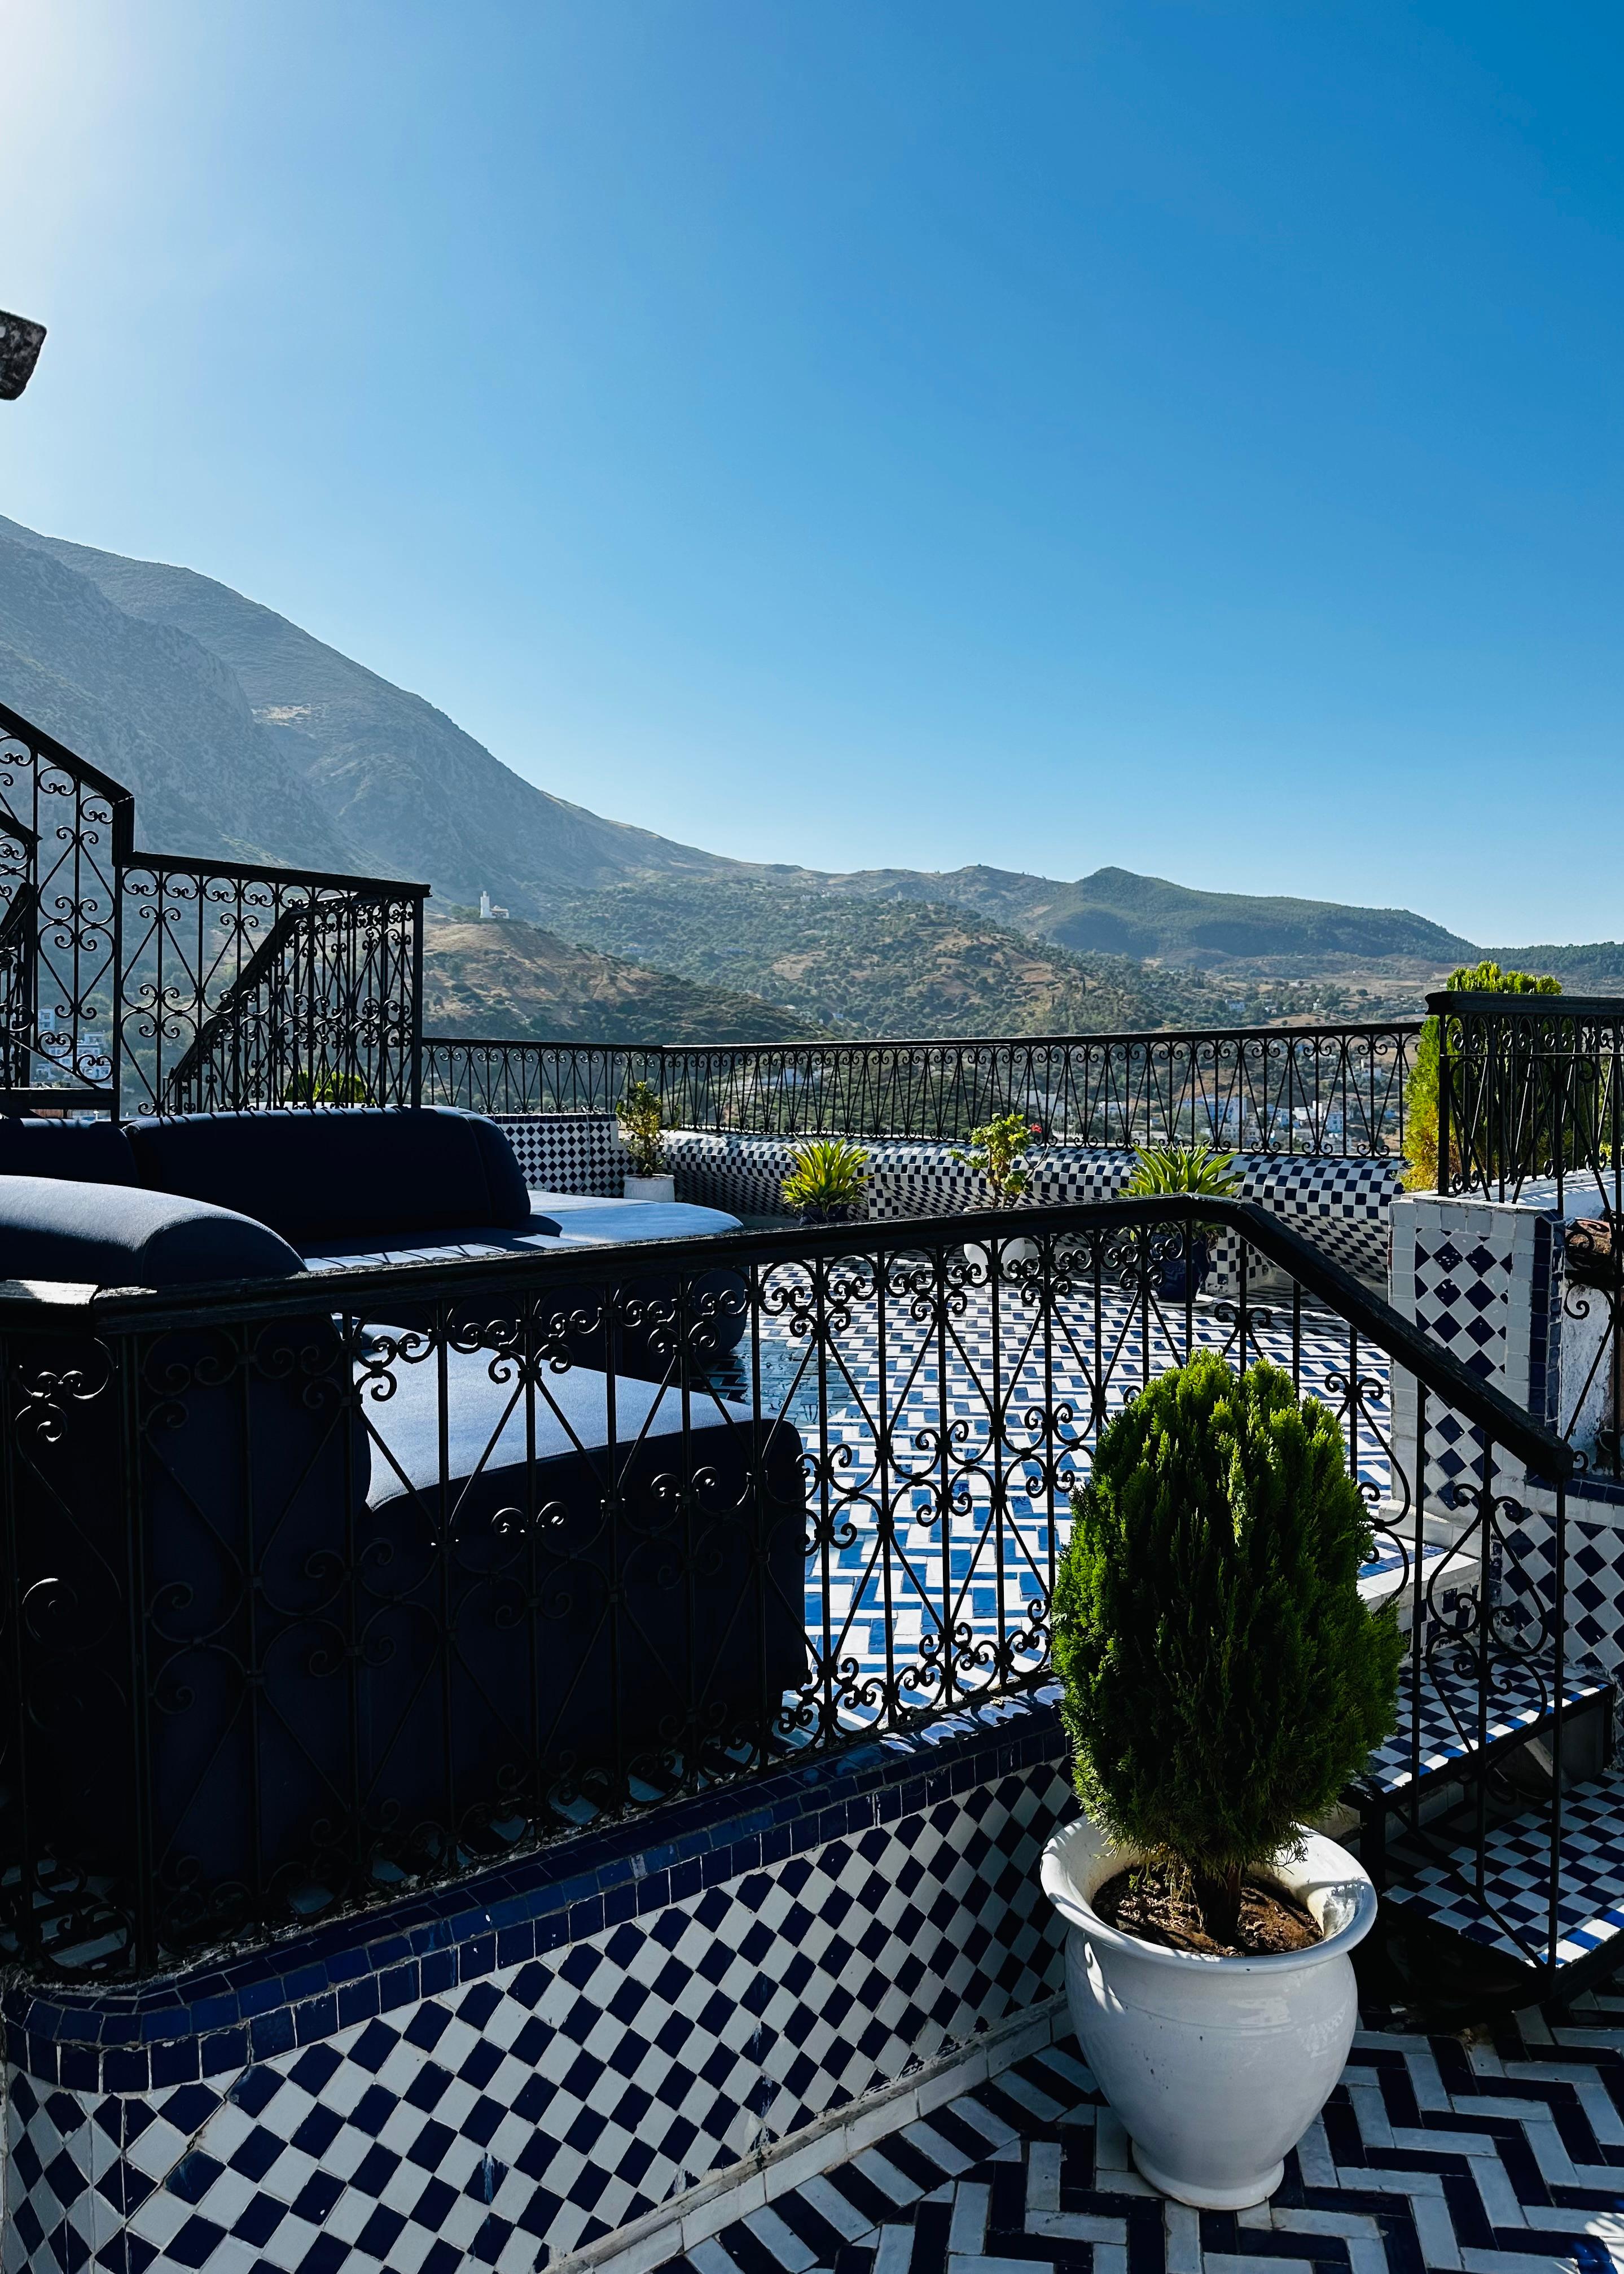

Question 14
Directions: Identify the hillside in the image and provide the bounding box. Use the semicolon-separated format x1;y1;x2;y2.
0;524;354;869
423;918;823;1045
0;515;744;913
552;880;1222;1036
2;510;1618;1039
800;862;1476;971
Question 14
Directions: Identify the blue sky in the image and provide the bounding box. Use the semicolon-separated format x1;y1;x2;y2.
2;2;1621;941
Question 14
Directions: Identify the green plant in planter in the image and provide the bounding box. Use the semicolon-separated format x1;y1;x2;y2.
952;1111;1041;1207
1053;1351;1400;1944
1122;1142;1243;1227
616;1079;665;1178
1403;962;1562;1193
287;1070;371;1104
781;1136;868;1222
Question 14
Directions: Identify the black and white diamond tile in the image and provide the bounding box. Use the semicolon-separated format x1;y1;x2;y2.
653;2004;1624;2274
1389;1764;1624;1971
2;1765;1076;2274
493;1115;628;1199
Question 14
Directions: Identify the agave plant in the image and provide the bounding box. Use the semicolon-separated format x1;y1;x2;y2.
781;1136;868;1224
1123;1141;1242;1226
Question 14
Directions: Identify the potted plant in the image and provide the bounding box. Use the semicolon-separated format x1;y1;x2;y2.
617;1079;675;1202
953;1111;1043;1276
780;1136;868;1225
1042;1352;1399;2209
1121;1141;1243;1299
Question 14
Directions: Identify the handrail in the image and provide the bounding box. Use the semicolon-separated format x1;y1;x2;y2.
13;1195;1570;1477
423;1023;1422;1152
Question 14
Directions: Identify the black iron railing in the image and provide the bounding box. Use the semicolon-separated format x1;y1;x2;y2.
0;1197;1577;1981
423;1026;1421;1153
1436;991;1624;1211
0;703;427;1116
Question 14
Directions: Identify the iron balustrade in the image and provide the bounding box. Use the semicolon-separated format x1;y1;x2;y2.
0;1197;1581;1983
423;1026;1421;1154
1434;990;1624;1212
1432;991;1624;1493
0;702;427;1117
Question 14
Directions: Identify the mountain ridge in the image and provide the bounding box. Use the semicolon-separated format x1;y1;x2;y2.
0;511;1614;1037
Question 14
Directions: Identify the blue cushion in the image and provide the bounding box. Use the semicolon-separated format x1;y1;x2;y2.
125;1106;532;1241
0;1116;139;1184
0;1175;306;1288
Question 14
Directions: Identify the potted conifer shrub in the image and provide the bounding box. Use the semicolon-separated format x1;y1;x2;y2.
617;1079;675;1202
1042;1352;1399;2209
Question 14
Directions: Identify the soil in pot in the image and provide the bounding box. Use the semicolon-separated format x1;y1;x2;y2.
1095;1863;1322;1958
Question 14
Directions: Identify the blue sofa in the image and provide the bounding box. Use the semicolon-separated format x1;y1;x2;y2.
0;1108;799;1934
0;1106;749;1374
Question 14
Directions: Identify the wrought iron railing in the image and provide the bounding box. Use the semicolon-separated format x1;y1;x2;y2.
424;1025;1421;1153
0;701;427;1115
1436;991;1624;1211
0;1197;1578;1981
152;880;423;1114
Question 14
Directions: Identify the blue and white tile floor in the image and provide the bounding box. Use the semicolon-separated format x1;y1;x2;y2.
656;1995;1624;2274
709;1277;1406;1722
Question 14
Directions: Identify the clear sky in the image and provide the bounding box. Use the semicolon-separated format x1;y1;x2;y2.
2;2;1621;942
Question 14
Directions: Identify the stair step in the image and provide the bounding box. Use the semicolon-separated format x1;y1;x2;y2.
1360;1659;1611;1798
1386;1762;1624;1972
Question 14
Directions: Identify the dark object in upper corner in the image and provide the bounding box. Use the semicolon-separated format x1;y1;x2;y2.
0;312;46;401
1565;1217;1618;1286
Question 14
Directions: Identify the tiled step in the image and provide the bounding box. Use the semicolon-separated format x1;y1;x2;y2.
652;2010;1624;2274
1359;1659;1612;1800
1387;1763;1624;1973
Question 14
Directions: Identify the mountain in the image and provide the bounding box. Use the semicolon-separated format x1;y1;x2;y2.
0;522;354;869
797;862;1476;971
1;510;1613;1042
552;879;1222;1036
423;915;822;1044
0;515;742;911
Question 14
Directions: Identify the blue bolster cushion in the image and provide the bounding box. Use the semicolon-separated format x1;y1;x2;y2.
0;1175;306;1288
0;1116;140;1184
125;1106;532;1242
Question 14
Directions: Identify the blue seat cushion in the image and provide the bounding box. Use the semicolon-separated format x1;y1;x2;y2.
0;1116;139;1184
125;1106;532;1242
358;1346;809;1797
0;1175;306;1288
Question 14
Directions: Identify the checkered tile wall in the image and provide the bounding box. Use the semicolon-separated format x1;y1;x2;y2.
492;1115;627;1198
3;1700;1074;2274
651;1131;1399;1289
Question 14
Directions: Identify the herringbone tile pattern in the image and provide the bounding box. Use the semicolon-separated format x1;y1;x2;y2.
659;1996;1624;2274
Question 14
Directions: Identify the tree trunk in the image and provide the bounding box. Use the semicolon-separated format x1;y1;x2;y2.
1196;1862;1244;1946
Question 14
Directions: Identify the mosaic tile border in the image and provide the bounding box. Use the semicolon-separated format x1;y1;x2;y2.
5;1696;1067;2094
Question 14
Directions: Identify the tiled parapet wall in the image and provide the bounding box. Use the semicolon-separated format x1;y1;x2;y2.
3;1697;1073;2274
1387;1186;1624;1685
493;1114;627;1198
657;1130;1400;1290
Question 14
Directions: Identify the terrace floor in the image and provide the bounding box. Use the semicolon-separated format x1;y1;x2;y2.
711;1276;1397;1714
656;1995;1624;2274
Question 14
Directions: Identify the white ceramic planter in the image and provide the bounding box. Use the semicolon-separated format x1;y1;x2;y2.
1041;1816;1376;2210
962;1234;1041;1279
623;1173;676;1203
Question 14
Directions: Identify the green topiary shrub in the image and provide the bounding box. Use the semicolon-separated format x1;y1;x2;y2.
1053;1350;1401;1942
1403;961;1561;1192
